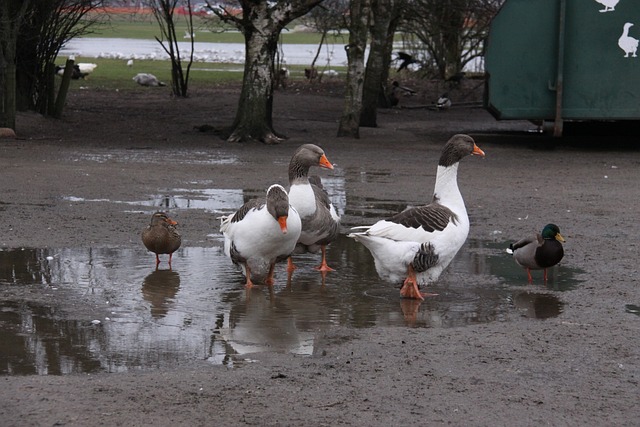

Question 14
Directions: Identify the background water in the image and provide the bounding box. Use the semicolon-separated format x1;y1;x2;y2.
60;37;348;66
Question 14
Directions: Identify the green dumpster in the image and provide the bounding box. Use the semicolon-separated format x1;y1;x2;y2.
485;0;640;135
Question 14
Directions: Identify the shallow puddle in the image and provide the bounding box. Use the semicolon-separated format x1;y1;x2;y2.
625;304;640;316
63;175;347;217
464;239;581;292
0;234;580;376
63;188;246;212
71;149;242;166
3;173;582;375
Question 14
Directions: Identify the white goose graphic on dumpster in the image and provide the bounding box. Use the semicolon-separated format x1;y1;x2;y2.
618;22;639;57
595;0;620;13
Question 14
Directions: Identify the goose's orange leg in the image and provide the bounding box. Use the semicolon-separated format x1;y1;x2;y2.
400;265;424;300
314;246;335;272
244;265;255;289
265;263;276;286
287;257;297;272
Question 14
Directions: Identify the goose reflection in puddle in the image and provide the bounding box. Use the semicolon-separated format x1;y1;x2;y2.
286;269;329;288
141;269;181;319
222;285;316;356
399;298;423;326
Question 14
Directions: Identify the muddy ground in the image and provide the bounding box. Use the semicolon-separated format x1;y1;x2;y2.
0;78;639;426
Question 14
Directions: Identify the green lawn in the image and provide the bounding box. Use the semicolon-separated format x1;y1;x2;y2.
60;57;336;91
64;58;238;89
85;13;348;45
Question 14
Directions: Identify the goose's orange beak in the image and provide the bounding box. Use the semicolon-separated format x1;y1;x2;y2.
472;143;485;157
319;154;334;169
278;216;288;233
166;218;178;225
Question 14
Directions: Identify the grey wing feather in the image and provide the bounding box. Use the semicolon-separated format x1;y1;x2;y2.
231;198;266;223
389;203;457;233
412;242;439;273
308;175;324;191
311;183;333;210
510;233;542;251
229;241;246;265
307;181;340;246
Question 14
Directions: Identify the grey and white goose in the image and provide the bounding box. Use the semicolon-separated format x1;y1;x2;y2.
507;224;565;283
349;134;485;300
436;93;452;110
287;144;340;272
219;184;302;287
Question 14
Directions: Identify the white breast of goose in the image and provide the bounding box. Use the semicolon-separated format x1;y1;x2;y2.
288;183;317;218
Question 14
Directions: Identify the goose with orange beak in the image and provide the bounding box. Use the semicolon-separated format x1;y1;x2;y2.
220;184;302;287
349;134;485;300
287;144;340;272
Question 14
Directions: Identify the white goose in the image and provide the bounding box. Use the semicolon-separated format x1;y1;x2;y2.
287;144;340;272
220;184;302;287
132;73;166;87
436;93;452;110
349;134;485;300
618;23;638;58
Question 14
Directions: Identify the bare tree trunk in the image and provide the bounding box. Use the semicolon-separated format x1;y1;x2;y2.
337;0;370;138
0;0;30;130
360;0;402;127
306;29;327;83
441;1;465;80
399;0;497;80
151;0;194;97
228;26;281;144
0;59;17;130
15;0;103;116
220;0;324;144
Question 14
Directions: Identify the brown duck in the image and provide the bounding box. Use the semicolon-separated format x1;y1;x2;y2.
142;212;181;268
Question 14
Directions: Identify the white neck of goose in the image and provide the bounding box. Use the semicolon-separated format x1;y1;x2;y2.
432;163;465;210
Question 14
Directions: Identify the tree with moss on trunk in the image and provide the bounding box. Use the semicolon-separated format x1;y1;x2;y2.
213;0;324;144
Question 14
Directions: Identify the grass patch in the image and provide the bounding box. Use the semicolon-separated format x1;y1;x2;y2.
58;57;344;91
59;57;243;90
85;13;348;45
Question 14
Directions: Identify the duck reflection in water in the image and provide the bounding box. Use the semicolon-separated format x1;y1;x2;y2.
511;292;563;319
142;269;181;318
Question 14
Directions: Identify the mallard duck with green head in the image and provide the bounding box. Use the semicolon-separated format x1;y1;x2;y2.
508;224;565;283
